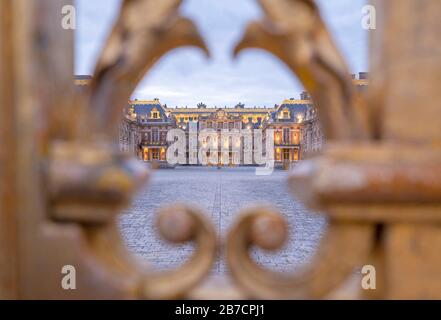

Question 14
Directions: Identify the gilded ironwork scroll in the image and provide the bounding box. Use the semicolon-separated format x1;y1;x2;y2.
227;0;441;299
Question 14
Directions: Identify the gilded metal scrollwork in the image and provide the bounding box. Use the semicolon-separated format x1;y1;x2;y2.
86;0;209;139
225;0;376;299
3;0;441;300
227;0;441;299
226;208;374;299
234;0;370;140
45;0;216;299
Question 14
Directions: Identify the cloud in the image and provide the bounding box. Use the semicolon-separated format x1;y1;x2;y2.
75;0;368;107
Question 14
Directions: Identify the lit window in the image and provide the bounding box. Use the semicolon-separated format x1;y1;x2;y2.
150;108;160;119
283;149;290;161
279;108;291;119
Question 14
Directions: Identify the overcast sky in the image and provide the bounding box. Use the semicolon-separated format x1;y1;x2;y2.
75;0;368;108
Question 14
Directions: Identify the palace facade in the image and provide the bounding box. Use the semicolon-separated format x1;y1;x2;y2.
76;72;368;168
119;97;313;168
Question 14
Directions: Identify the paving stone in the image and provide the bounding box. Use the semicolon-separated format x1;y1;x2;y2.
119;167;327;275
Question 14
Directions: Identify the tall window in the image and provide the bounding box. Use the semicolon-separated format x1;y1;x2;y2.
276;148;281;161
152;128;159;142
283;128;290;144
293;148;299;161
275;132;281;144
292;131;299;144
283;149;290;161
152;149;159;160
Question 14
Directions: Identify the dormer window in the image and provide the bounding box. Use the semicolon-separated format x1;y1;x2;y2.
279;108;290;119
150;107;160;119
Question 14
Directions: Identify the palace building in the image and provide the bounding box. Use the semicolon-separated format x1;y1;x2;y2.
263;97;310;164
119;97;312;168
76;72;368;168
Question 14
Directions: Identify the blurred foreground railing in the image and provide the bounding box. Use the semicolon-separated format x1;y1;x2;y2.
1;0;440;299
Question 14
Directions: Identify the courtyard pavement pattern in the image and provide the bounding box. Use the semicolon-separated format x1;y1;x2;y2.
119;167;327;275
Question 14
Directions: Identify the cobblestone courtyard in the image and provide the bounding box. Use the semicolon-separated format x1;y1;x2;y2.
119;167;326;275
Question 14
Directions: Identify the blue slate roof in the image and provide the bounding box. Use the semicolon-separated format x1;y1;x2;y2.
131;102;170;123
270;102;310;123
